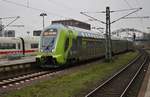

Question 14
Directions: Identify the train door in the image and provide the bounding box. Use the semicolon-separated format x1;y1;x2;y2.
64;30;73;61
19;37;25;55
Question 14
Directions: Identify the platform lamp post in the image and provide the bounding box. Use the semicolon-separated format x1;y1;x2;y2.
40;13;47;29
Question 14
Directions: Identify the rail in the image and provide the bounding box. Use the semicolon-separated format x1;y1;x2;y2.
85;50;149;97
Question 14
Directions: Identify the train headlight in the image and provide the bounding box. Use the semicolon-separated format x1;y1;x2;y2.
52;49;54;52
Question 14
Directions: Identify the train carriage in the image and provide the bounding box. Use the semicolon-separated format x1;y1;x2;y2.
36;24;134;68
0;37;39;59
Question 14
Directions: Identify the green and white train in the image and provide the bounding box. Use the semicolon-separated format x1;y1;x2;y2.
36;24;133;68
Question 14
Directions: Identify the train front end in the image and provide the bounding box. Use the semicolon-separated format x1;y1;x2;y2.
36;25;60;68
36;24;71;68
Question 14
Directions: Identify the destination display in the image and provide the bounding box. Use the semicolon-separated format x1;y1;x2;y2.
43;29;57;36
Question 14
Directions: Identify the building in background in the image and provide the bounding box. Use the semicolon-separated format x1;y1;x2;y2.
0;25;4;37
135;33;150;49
33;30;42;36
52;19;91;30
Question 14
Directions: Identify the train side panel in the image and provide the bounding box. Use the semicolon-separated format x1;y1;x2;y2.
0;37;39;59
36;24;134;68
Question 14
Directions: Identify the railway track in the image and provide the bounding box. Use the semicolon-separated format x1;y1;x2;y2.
0;69;61;89
0;62;40;81
85;50;149;97
0;50;142;95
0;50;132;81
0;55;104;90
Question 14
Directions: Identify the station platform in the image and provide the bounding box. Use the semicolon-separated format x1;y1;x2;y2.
138;56;150;97
0;56;35;66
144;63;150;97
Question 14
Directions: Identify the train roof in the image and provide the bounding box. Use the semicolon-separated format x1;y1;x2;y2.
68;26;127;40
44;24;65;31
22;36;40;43
45;24;128;40
44;24;102;38
68;26;104;39
0;37;40;43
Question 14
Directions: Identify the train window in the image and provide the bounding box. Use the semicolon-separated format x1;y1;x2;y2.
0;43;2;49
77;38;82;48
65;38;69;52
31;43;38;49
82;40;86;48
87;40;94;48
11;44;16;49
0;43;16;49
71;39;77;51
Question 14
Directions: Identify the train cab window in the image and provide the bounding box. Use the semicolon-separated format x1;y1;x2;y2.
41;28;57;52
65;38;69;52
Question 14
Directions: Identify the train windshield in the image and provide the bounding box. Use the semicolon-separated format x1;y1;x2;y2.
41;28;57;52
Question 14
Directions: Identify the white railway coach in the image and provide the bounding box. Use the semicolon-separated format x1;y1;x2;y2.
0;37;39;59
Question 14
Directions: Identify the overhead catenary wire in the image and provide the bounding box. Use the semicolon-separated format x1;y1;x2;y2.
82;8;142;14
47;0;75;12
80;12;106;24
122;0;146;33
81;7;142;25
111;8;142;24
27;0;29;8
1;0;72;19
135;0;140;7
123;0;132;8
0;16;20;31
0;16;20;19
123;16;150;19
134;0;146;32
46;0;85;22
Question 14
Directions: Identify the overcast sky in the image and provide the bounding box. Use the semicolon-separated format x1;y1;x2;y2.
0;0;150;36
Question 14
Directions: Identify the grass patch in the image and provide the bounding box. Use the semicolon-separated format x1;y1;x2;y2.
4;51;138;97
